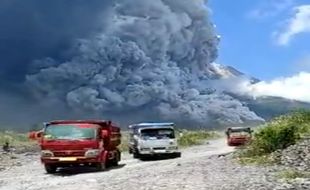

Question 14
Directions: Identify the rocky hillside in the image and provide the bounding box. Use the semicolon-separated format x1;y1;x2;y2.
211;64;310;125
273;138;310;172
270;138;310;189
232;94;310;121
236;111;310;189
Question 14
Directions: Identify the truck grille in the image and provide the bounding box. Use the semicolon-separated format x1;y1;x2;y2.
53;150;85;157
153;147;166;150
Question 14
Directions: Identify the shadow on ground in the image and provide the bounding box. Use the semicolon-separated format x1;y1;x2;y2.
50;164;126;176
139;155;181;162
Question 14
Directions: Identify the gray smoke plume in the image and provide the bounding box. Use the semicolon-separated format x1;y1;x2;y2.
0;0;114;82
24;0;263;127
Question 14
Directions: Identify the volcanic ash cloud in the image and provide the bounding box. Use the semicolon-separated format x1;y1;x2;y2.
26;0;263;126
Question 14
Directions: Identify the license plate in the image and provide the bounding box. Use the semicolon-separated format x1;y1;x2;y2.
154;150;166;153
59;157;77;161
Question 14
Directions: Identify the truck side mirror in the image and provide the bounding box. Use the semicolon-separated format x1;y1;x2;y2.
28;131;43;140
37;131;43;138
133;134;139;140
28;132;36;140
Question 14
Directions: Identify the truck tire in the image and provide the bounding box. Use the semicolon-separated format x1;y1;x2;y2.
227;142;234;146
96;151;107;171
133;150;140;159
170;152;181;158
95;162;106;171
111;150;121;166
111;159;118;166
175;152;181;158
44;164;57;174
129;148;133;154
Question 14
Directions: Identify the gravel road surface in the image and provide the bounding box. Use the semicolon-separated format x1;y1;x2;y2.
0;139;285;190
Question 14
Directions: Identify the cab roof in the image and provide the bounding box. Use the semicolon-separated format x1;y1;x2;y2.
45;120;112;126
228;127;251;130
128;122;174;129
226;126;252;132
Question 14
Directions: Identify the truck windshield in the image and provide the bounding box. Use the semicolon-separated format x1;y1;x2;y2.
44;125;96;140
230;131;251;137
140;128;175;139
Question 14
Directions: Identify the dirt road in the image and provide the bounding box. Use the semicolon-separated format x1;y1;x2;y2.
0;139;279;190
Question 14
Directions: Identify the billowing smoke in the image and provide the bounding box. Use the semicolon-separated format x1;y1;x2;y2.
0;0;113;83
1;0;264;128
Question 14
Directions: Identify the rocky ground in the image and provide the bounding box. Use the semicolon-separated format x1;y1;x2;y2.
0;138;309;190
0;144;38;172
274;138;310;172
0;152;22;172
270;138;310;190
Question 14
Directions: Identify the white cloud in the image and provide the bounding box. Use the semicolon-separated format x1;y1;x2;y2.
248;0;294;19
275;5;310;46
243;72;310;102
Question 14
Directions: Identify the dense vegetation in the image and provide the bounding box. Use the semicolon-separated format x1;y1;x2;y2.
0;131;29;146
277;169;310;180
177;130;220;147
0;131;37;153
238;110;310;163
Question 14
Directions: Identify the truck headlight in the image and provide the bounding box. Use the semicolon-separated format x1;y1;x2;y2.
85;149;100;158
140;148;151;151
168;146;178;150
41;150;54;157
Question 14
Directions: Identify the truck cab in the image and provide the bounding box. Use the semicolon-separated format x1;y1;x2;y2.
225;127;253;146
28;120;121;174
128;122;181;159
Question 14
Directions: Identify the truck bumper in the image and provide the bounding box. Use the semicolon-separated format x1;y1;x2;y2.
228;139;250;146
139;149;181;156
41;157;100;164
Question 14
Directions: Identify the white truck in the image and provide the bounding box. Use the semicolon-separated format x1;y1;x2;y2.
128;122;181;159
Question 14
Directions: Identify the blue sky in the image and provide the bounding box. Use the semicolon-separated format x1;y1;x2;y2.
209;0;310;80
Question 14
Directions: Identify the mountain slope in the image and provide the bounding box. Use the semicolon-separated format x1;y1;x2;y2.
214;63;310;122
245;96;310;120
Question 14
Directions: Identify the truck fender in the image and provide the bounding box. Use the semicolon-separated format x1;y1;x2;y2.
100;150;109;163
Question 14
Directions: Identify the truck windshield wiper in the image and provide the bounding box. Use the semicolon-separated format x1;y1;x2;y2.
79;137;94;140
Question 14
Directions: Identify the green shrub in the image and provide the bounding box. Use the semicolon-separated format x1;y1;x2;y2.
277;169;310;179
237;154;276;166
178;130;219;147
0;131;29;144
0;131;35;151
249;125;300;155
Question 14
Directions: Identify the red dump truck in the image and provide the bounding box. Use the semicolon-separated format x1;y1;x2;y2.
225;127;253;146
28;120;121;174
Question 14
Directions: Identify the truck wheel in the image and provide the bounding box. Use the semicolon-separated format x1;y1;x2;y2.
170;152;181;158
95;162;106;171
129;148;133;154
111;159;118;166
44;164;57;174
228;142;234;146
133;151;140;159
175;152;181;158
111;151;120;166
